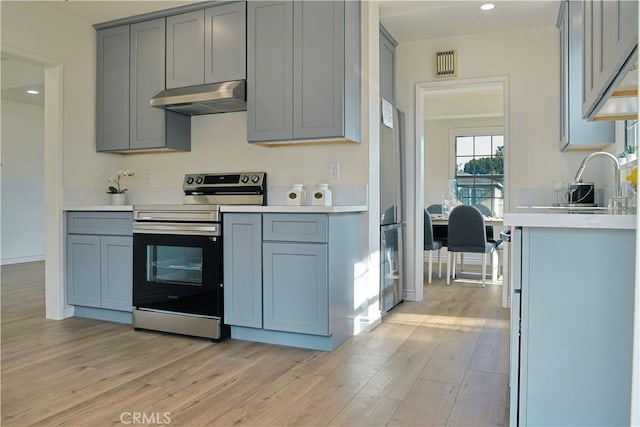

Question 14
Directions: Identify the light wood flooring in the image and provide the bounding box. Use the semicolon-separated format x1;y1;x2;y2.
1;261;510;426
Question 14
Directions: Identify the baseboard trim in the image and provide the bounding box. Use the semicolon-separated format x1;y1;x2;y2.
1;255;45;265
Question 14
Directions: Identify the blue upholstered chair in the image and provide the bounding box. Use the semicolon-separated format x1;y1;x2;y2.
426;204;443;216
423;210;443;283
446;205;498;287
473;203;492;217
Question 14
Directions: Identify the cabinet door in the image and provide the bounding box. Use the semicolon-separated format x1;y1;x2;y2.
130;18;167;150
582;0;602;117
66;235;101;307
292;1;344;139
602;0;638;88
96;25;130;152
205;2;246;84
166;10;205;89
247;1;294;142
379;27;396;104
101;236;133;312
263;242;328;335
223;214;263;328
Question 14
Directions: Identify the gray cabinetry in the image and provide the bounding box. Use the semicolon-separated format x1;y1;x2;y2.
166;2;246;89
223;213;262;328
557;0;614;151
96;19;190;152
582;0;638;119
379;25;397;105
510;227;634;425
65;212;133;322
166;10;205;89
205;2;246;84
247;0;360;144
223;212;360;351
96;25;130;152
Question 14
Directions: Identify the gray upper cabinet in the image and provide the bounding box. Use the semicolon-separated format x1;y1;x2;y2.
166;2;246;89
582;0;638;119
379;25;397;105
557;0;614;151
247;0;360;144
166;10;205;89
96;25;130;152
247;1;294;142
96;18;190;152
205;2;246;84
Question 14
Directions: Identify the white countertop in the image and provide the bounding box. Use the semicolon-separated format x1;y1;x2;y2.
220;205;367;213
64;205;134;212
504;208;636;230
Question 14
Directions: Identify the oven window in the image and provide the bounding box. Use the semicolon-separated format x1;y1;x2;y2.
146;245;203;286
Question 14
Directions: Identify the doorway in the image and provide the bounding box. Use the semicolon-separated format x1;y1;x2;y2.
1;45;65;319
411;77;509;301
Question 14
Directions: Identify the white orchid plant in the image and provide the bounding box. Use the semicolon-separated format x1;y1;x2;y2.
107;170;134;194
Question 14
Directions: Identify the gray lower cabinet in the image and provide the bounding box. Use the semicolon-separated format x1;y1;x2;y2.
223;212;360;351
66;212;133;322
96;19;190;152
247;0;360;144
557;0;614;151
263;242;328;335
165;2;246;89
510;227;634;425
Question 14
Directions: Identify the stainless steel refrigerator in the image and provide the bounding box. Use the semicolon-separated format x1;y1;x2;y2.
380;99;405;313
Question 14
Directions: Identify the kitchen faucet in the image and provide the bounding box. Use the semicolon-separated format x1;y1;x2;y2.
574;151;624;209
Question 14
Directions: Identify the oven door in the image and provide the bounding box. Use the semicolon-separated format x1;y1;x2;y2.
133;230;222;318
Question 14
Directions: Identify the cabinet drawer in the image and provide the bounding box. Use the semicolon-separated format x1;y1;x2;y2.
263;214;328;243
67;212;133;235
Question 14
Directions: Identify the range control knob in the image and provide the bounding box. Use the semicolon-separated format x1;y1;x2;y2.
195;176;204;185
241;175;250;184
186;176;194;185
251;174;260;184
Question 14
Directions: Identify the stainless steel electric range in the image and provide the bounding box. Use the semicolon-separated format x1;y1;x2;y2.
132;172;266;340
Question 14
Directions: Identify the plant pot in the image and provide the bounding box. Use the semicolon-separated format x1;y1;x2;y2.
110;193;126;206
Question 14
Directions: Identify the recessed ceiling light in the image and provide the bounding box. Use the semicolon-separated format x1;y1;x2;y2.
26;89;40;95
480;3;495;11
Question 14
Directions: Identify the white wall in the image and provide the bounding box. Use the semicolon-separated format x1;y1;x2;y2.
1;99;45;264
1;1;122;198
396;26;608;212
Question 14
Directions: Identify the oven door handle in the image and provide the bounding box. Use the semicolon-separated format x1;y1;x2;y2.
133;222;221;237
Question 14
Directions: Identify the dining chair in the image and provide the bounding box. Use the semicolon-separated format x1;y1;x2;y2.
473;204;492;217
426;204;443;216
423;210;443;283
446;205;498;287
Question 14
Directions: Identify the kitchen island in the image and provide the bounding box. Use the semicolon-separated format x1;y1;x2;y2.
503;210;635;426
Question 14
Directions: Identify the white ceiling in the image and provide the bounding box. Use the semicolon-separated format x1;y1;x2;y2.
1;56;45;106
379;0;560;43
42;1;561;37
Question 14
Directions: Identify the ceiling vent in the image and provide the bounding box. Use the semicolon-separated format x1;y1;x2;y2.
436;50;457;78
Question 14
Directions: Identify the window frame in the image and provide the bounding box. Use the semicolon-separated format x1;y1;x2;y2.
449;127;505;215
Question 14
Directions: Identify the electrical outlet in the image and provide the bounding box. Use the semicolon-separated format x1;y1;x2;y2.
329;161;340;179
144;169;151;183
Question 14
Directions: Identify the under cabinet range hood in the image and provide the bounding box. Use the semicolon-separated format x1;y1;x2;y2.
149;80;246;115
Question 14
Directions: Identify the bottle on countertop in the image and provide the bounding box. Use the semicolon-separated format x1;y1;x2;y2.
311;183;332;206
286;184;306;206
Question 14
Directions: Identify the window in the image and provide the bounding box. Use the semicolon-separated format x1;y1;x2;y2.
454;132;504;217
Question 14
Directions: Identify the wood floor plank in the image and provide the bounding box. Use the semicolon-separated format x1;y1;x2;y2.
328;394;401;426
446;370;509;426
1;261;511;426
388;379;459;426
